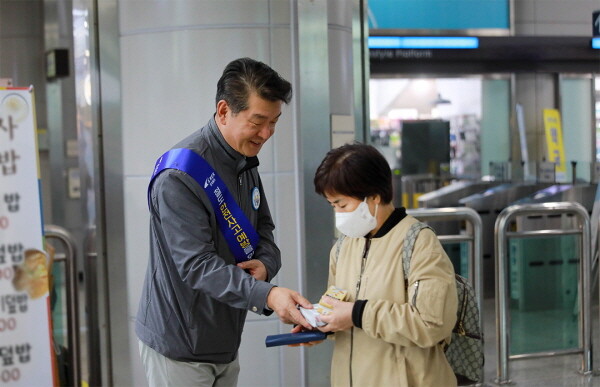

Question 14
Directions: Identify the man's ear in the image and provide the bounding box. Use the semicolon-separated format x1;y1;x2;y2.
216;100;229;124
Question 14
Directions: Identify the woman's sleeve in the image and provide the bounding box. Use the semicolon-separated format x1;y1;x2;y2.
326;241;339;341
360;229;458;348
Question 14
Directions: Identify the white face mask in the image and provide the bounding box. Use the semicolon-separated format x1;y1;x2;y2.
335;198;378;238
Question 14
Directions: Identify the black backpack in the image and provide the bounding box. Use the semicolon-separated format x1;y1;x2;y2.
402;222;484;385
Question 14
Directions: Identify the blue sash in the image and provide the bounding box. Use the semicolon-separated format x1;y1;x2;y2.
148;148;259;263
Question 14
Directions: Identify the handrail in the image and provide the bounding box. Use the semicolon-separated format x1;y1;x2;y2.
44;224;81;387
406;207;484;333
494;202;591;384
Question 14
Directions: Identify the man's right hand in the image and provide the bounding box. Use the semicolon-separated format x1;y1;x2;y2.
267;287;313;330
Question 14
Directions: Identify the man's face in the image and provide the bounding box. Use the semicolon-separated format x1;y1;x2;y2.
216;92;283;157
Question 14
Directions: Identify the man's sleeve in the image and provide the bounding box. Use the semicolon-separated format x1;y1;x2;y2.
152;170;274;314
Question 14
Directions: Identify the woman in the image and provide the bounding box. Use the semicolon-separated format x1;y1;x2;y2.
303;143;458;387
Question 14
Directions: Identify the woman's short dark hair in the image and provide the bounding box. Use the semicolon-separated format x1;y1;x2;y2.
314;143;393;204
216;57;292;114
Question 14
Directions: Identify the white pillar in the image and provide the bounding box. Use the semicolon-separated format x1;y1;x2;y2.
92;1;366;385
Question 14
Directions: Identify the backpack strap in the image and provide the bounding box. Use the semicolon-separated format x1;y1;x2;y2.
402;222;433;282
334;234;346;265
337;221;432;282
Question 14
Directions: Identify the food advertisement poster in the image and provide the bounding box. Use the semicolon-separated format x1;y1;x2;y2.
0;87;55;385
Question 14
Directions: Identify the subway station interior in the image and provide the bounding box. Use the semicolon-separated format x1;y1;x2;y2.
1;0;600;386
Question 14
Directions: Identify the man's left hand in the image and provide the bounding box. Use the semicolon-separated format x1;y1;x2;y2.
237;259;268;281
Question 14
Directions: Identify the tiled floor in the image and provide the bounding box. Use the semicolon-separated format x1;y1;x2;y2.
481;296;600;386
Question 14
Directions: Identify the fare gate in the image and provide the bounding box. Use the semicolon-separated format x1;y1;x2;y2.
494;202;592;384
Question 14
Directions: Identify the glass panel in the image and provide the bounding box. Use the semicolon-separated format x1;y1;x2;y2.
50;260;72;385
481;79;510;177
51;262;67;346
560;77;593;182
508;235;580;355
441;241;469;278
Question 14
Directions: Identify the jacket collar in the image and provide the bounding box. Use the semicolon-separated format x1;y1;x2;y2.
207;115;259;174
371;208;408;238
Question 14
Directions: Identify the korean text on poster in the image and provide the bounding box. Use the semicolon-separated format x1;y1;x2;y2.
0;87;55;386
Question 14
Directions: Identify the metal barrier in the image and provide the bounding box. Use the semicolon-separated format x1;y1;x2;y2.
44;224;81;387
494;202;592;384
407;207;484;326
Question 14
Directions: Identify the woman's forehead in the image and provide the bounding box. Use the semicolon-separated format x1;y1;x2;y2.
325;192;356;203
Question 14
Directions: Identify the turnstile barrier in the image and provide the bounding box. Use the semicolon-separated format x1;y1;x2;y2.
494;202;592;384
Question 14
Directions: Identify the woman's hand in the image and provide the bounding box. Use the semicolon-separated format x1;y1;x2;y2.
317;296;354;332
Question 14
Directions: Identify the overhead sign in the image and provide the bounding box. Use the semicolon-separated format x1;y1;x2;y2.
542;109;566;182
368;0;509;30
593;10;600;37
370;36;600;74
368;36;479;49
0;87;56;386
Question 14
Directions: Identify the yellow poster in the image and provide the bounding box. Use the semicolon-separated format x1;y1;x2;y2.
0;87;56;386
542;109;566;176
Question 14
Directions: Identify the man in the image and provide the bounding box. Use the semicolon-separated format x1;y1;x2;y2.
136;57;312;386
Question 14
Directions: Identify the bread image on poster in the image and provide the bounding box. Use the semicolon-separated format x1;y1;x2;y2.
12;248;51;299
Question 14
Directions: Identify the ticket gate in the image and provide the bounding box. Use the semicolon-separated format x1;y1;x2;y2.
459;183;552;298
416;181;499;276
510;183;597;240
494;202;592;384
418;180;501;208
501;184;598;358
512;183;598;212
